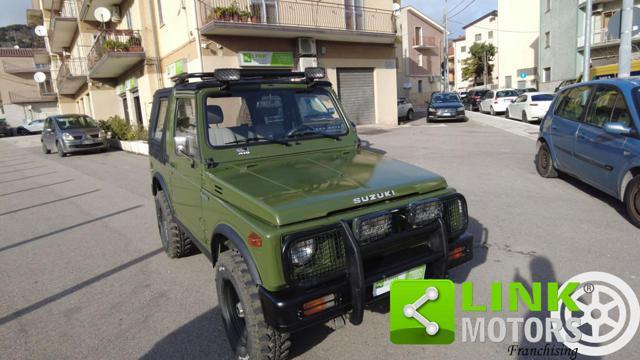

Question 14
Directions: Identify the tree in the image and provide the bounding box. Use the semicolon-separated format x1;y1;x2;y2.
461;43;497;86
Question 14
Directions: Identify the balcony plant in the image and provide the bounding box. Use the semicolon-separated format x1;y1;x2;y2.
127;35;143;52
229;2;241;22
103;39;129;52
239;10;251;23
212;6;224;20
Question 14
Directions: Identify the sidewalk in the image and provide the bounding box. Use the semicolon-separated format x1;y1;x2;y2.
465;111;540;141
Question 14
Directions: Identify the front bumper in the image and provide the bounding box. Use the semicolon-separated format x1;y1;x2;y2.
61;139;107;152
259;222;473;333
429;112;466;121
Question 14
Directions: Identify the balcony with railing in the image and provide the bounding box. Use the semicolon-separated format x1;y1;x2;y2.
56;58;88;95
9;91;58;104
3;63;51;74
49;0;79;52
413;36;438;50
87;30;145;78
199;0;396;43
577;27;640;49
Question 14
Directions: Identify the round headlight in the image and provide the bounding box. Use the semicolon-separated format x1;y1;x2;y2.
62;132;74;141
290;238;315;266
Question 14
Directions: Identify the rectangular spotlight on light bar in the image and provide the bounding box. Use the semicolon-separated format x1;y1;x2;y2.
352;211;393;243
407;199;442;227
304;67;326;80
214;69;241;81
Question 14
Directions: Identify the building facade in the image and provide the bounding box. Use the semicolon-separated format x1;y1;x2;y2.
32;0;400;127
538;0;579;92
453;10;499;91
497;0;539;90
395;6;444;105
0;48;58;128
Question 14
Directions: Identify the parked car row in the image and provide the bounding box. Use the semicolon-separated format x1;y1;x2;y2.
0;119;47;137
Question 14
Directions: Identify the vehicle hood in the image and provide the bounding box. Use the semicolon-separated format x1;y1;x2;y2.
206;149;447;226
431;102;462;109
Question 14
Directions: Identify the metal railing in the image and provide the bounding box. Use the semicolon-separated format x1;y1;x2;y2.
8;91;57;104
57;58;88;82
50;0;77;27
577;28;611;47
87;30;144;70
199;0;395;33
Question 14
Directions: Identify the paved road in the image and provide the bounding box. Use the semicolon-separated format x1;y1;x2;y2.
1;113;638;359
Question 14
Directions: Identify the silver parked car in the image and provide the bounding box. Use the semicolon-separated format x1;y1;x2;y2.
41;114;108;157
397;97;415;122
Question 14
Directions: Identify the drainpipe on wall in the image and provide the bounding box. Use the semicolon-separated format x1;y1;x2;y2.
149;0;165;89
192;0;205;72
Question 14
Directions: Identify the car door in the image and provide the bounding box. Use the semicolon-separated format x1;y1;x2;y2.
574;85;630;195
481;91;493;112
42;118;54;149
548;85;593;174
168;96;204;240
510;95;526;119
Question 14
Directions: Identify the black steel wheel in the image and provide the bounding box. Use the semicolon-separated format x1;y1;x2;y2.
624;176;640;228
535;142;558;178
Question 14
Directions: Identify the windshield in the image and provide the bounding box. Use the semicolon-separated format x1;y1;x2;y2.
432;93;460;103
55;115;97;129
206;88;347;147
532;94;554;101
497;90;518;98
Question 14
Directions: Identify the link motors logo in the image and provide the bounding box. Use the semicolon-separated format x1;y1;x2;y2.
550;271;640;356
390;272;640;357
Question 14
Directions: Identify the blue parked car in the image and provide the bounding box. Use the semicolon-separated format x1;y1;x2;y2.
536;78;640;228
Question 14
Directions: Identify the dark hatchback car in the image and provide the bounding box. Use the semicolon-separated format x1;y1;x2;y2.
427;92;465;122
536;79;640;228
0;118;11;137
41;114;107;157
464;88;489;111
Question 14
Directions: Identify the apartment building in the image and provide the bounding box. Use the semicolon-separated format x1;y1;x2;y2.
447;43;454;89
453;10;498;91
497;0;539;90
31;0;162;127
395;6;444;105
452;35;466;91
0;48;58;128
577;0;640;68
538;0;579;92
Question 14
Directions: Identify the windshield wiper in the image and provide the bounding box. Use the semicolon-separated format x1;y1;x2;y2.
225;136;290;146
287;128;342;141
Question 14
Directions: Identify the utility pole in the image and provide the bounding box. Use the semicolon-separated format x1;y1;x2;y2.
619;0;633;78
582;0;593;82
443;0;449;92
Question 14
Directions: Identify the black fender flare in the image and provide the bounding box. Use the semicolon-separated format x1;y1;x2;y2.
151;173;172;207
214;224;263;285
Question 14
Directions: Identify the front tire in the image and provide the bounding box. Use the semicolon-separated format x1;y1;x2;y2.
522;111;528;123
624;176;640;228
490;107;496;116
505;108;510;119
216;250;291;360
56;142;66;157
406;109;414;121
42;142;50;154
535;142;558;178
154;190;196;258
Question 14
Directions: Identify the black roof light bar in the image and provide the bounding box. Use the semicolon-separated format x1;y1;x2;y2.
171;68;327;85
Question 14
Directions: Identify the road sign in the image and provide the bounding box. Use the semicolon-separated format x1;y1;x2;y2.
519;72;527;79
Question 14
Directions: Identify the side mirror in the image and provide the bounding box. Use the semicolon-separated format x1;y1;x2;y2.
604;122;633;136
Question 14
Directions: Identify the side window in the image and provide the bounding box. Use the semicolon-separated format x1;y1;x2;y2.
485;91;493;99
174;98;199;158
585;87;618;128
555;86;592;121
517;95;527;103
611;93;632;127
152;97;169;141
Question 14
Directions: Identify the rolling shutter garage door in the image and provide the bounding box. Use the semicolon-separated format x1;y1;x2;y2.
337;69;375;125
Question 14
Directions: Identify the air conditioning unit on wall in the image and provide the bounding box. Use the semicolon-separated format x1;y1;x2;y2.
111;6;122;23
298;57;318;71
297;38;317;56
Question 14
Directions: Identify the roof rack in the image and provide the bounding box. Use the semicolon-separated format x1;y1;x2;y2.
171;68;326;85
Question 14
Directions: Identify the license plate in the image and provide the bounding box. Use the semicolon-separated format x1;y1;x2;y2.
372;265;426;297
83;139;94;144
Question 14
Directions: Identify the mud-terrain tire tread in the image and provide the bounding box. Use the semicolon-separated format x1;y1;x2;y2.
155;190;196;258
216;249;291;360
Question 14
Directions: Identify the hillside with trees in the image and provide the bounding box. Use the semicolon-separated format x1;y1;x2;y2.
0;24;43;48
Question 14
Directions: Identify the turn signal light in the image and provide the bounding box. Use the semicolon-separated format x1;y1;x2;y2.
302;294;336;317
248;232;262;248
449;245;466;261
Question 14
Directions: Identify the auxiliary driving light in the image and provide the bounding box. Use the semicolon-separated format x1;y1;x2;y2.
304;67;326;80
352;211;393;243
214;68;241;81
407;199;442;226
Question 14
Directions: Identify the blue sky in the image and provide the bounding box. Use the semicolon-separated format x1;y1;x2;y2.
1;0;497;36
0;0;31;26
403;0;497;37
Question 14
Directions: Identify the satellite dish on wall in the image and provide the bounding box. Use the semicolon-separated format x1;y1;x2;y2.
94;7;112;23
392;3;401;12
34;25;47;37
34;72;47;83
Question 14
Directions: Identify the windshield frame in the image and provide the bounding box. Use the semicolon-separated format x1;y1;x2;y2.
432;93;461;103
202;85;351;150
54;115;98;130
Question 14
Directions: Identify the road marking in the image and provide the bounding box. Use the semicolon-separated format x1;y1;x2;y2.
467;112;539;141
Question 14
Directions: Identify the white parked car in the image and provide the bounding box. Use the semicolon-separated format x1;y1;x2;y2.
479;89;519;115
17;119;45;135
397;97;415;121
506;92;555;123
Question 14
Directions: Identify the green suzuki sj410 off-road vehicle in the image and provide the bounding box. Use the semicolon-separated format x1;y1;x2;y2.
148;68;473;359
